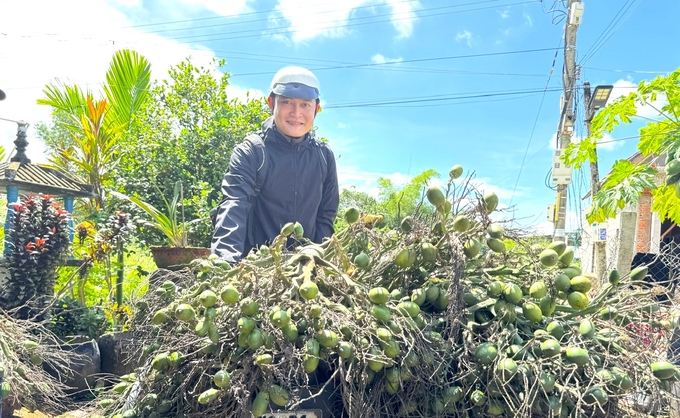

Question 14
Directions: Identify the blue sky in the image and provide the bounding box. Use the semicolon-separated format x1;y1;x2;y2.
0;0;677;234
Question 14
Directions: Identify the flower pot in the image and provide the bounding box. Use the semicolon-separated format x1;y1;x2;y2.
150;246;211;270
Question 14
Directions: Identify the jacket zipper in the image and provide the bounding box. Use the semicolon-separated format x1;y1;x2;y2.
294;145;299;222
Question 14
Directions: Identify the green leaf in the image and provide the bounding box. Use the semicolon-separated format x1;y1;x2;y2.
638;120;678;157
110;182;186;247
37;82;90;117
562;138;596;169
651;185;680;225
588;160;657;223
591;93;638;135
103;49;152;129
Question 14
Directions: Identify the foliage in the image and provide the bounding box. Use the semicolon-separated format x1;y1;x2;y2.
55;241;153;307
335;187;379;231
103;49;152;130
46;295;109;341
67;212;135;305
115;58;270;247
563;68;680;224
111;181;195;247
585;161;657;224
2;194;70;317
35;111;78;173
55;96;124;210
336;169;439;231
37;49;152;212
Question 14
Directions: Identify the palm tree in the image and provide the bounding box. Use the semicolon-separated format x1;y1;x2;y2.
38;49;152;210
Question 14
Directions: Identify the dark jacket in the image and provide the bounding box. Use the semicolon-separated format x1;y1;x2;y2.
211;117;339;263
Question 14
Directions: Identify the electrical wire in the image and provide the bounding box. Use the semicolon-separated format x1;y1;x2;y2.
508;34;563;206
165;0;539;45
19;0;463;37
323;87;563;109
597;131;677;145
541;0;567;24
373;91;547;108
215;50;548;77
231;47;560;77
545;168;557;191
0;0;541;57
580;0;636;63
7;0;423;37
3;48;562;94
493;85;641;189
582;66;671;75
579;0;646;65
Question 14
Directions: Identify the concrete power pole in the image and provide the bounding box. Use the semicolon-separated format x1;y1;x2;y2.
552;0;583;243
584;82;609;281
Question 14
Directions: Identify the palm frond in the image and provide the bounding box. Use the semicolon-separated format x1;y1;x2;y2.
38;82;89;116
104;49;152;129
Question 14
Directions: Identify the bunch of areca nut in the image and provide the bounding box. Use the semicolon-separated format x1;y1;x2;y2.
95;164;680;418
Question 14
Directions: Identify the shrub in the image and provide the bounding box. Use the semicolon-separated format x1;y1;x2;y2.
2;194;70;318
46;296;108;341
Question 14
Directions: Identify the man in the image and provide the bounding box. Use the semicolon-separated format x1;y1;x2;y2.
211;66;339;263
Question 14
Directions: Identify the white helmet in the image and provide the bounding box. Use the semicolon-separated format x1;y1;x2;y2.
269;66;320;100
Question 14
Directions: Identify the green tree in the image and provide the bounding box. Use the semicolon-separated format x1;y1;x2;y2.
115;58;270;247
376;169;439;228
563;69;680;224
37;49;152;212
336;187;379;231
35;111;77;172
335;170;439;231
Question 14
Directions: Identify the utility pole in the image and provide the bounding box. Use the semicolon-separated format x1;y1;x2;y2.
584;81;612;281
552;0;583;243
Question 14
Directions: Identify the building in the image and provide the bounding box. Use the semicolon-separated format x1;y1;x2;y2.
580;152;679;279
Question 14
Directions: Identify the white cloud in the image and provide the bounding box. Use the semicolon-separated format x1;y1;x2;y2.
177;0;252;16
385;0;419;38
338;122;347;129
0;0;257;164
596;133;623;151
371;54;403;64
523;13;533;27
472;177;525;200
498;9;510;19
337;166;402;197
610;79;666;119
455;30;473;47
271;0;420;42
109;0;142;7
533;209;580;236
226;85;265;102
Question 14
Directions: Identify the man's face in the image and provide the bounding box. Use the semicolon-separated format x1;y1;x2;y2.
270;95;317;138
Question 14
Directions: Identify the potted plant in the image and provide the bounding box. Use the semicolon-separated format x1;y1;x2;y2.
111;181;210;269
